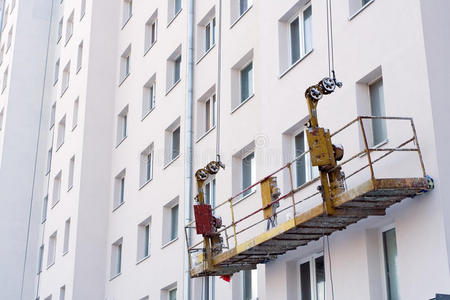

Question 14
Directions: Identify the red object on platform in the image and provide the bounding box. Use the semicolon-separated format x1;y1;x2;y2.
220;275;231;282
194;204;214;236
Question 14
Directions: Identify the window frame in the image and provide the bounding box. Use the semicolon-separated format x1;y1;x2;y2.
288;2;313;67
241;151;256;198
379;224;399;300
239;61;254;104
204;17;216;52
293;127;318;187
297;252;325;300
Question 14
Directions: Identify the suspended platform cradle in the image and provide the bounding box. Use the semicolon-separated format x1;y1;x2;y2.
185;78;434;278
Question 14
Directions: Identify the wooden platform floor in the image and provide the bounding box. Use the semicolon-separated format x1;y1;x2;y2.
190;178;430;277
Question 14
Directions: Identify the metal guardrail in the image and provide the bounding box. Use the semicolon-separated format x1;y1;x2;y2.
184;116;426;271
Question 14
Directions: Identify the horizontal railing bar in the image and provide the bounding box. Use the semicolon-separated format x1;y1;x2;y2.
368;148;418;152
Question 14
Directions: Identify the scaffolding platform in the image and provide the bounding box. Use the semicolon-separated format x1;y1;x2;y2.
186;116;433;278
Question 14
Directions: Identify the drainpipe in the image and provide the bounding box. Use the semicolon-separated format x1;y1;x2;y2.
184;0;195;300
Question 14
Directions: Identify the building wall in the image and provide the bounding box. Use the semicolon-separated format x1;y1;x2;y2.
1;0;450;299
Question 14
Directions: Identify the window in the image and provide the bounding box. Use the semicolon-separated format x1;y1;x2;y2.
37;245;44;273
80;0;86;19
65;11;74;44
231;50;254;109
242;269;257;300
242;152;255;197
44;296;52;300
57;17;63;43
0;45;4;65
61;61;70;96
0;108;3;130
137;216;151;261
164;117;181;165
205;95;216;133
114;169;126;208
50;103;56;129
279;2;313;73
294;130;318;187
72;98;79;129
120;45;131;83
47;231;57;267
122;0;132;27
239;0;252;16
299;254;325;300
117;105;128;144
46;147;52;174
6;26;12;51
68;156;75;190
163;197;179;245
54;59;60;85
240;62;253;103
59;286;65;300
41;195;48;223
2;66;8;92
2;6;8;30
77;41;83;72
166;45;182;92
63;218;70;254
204;179;216;207
382;228;399;300
205;18;216;52
52;171;62;206
168;0;182;23
111;238;123;278
11;0;16;11
142;74;156;118
169;288;177;300
349;0;374;17
140;143;154;186
144;11;158;54
57;115;66;149
369;78;386;146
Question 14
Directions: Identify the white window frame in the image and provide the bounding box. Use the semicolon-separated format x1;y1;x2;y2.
122;0;132;27
168;287;177;300
63;218;70;254
368;77;387;147
47;231;57;268
120;46;131;84
137;217;152;262
61;61;70;96
54;59;60;85
142;75;156;119
241;150;256;198
379;224;399;300
239;61;254;104
144;11;158;54
242;269;258;300
80;0;86;19
140;143;154;187
65;11;74;45
72;97;79;130
292;127;319;187
57;17;63;43
2;66;8;92
204;17;216;52
117;105;128;145
77;41;83;72
68;155;75;190
56;115;66;150
52;171;62;206
204;94;216;133
110;238;123;278
288;2;312;66
297;252;325;300
114;169;126;209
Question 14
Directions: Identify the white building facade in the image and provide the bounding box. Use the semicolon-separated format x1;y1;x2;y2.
1;0;450;300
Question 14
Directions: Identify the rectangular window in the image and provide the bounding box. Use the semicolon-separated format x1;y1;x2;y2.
37;245;44;273
170;204;179;241
2;7;8;30
205;18;216;52
172;126;180;160
239;0;252;16
289;4;312;66
369;78;387;146
240;62;253;103
117;105;128;144
46;148;52;174
6;26;12;51
123;0;132;26
57;115;66;149
204;94;216;132
169;288;177;300
111;238;123;278
242;269;257;300
242;152;255;197
65;11;74;44
52;171;62;206
142;75;156;117
174;0;181;16
47;231;57;267
0;108;3;130
145;12;158;53
72;98;79;129
42;195;48;223
173;55;181;84
383;228;399;300
63;218;70;254
294;131;318;187
0;45;4;65
59;286;65;300
120;46;131;83
290;17;300;64
2;67;8;92
77;41;83;72
50;103;56;129
140;144;154;186
137;217;151;261
57;17;63;42
68;156;75;190
204;179;216;207
299;255;325;300
80;0;86;19
54;59;60;85
61;62;70;96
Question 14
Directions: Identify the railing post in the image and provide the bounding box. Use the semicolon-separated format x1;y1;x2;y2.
287;163;297;218
410;119;427;177
358;117;375;179
229;199;238;248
